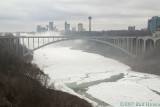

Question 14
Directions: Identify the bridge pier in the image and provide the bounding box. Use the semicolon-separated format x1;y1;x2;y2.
129;38;133;54
136;39;143;56
155;39;160;48
1;35;160;57
124;38;128;50
135;38;139;56
145;39;154;52
126;38;130;52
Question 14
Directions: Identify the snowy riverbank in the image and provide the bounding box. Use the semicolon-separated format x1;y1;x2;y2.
33;45;160;107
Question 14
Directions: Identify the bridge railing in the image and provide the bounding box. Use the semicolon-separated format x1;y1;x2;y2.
1;35;160;57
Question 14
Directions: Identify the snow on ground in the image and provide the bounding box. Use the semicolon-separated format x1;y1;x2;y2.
33;46;129;84
33;44;160;107
138;78;160;92
87;70;160;107
87;81;160;107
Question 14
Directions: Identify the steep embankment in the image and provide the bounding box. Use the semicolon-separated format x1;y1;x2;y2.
0;35;92;107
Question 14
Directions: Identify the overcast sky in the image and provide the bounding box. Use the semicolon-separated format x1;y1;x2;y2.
0;0;160;32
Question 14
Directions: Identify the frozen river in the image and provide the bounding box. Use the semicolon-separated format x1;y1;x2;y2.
33;42;160;107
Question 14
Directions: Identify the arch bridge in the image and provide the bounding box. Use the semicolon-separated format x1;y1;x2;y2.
0;35;160;57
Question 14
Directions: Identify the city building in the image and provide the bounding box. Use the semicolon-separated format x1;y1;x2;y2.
36;25;42;32
148;16;160;33
36;25;47;33
49;21;54;31
65;21;70;32
128;26;135;31
78;23;84;32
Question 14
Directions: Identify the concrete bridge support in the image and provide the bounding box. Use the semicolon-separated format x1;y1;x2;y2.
136;39;145;56
128;38;133;55
1;35;160;57
155;39;160;48
112;38;155;56
145;39;154;52
132;39;136;55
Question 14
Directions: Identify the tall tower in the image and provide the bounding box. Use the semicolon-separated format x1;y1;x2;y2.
88;16;92;32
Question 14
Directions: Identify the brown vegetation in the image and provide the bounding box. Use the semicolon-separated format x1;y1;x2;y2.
0;34;92;107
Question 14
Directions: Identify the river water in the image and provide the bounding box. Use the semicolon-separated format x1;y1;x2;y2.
33;40;160;107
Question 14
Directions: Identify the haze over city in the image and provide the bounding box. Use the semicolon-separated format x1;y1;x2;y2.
1;0;160;32
1;0;160;107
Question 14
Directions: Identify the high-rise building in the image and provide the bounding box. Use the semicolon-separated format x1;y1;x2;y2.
148;16;160;33
78;23;83;32
49;21;54;31
128;26;135;31
65;21;70;32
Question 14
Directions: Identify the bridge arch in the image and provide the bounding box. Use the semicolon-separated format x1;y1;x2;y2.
146;39;154;52
25;38;134;57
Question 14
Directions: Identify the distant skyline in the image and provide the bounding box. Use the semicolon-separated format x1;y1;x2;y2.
0;0;160;32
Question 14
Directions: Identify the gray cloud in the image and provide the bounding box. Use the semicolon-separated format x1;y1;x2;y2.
0;0;160;31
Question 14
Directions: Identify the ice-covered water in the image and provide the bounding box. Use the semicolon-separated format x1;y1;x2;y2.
33;43;160;107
